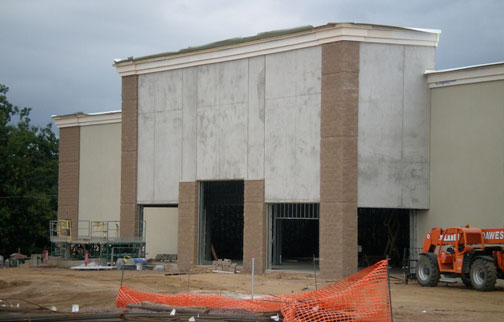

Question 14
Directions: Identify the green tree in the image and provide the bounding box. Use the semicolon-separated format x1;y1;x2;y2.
0;84;58;257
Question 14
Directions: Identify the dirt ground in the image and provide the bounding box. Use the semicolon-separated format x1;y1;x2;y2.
1;266;503;321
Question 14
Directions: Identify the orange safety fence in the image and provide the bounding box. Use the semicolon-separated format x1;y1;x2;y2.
115;259;392;322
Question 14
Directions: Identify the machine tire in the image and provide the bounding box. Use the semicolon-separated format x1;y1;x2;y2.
416;255;440;287
461;273;472;288
470;258;497;291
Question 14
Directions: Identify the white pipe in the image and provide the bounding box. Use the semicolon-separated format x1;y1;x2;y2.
251;257;255;299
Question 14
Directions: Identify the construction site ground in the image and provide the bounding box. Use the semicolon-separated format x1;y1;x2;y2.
1;266;503;321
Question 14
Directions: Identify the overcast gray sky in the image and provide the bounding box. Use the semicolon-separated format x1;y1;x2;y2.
1;0;503;128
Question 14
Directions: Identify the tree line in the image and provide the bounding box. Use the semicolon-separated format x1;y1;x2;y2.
0;84;58;257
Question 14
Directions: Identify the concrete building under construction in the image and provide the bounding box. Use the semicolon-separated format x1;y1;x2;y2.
52;23;504;279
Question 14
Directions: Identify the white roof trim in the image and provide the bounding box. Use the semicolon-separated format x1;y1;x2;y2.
115;25;439;77
426;62;504;88
52;110;122;128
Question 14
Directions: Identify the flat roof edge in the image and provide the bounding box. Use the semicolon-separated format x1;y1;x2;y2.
114;23;439;77
426;61;504;88
52;110;122;128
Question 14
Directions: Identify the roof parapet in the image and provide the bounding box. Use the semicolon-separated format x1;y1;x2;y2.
114;22;440;77
52;110;121;128
426;61;504;88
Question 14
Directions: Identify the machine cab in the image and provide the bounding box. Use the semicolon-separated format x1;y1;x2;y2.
437;227;484;273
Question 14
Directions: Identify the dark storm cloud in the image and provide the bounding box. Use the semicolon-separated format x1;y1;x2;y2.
0;0;502;127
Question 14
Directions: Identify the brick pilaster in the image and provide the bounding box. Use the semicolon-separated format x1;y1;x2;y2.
320;41;359;279
120;75;139;237
58;126;80;239
177;181;199;271
243;180;266;273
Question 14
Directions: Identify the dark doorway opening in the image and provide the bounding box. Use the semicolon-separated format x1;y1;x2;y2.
199;181;244;264
358;208;410;267
270;204;319;270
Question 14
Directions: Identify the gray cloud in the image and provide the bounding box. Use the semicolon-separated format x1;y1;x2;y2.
0;0;502;127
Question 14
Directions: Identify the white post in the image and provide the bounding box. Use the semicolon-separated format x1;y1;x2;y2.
251;257;255;299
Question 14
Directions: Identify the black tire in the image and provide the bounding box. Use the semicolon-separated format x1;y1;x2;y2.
470;258;497;291
461;273;472;288
416;255;440;287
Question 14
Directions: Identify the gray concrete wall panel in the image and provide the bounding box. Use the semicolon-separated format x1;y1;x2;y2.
197;64;220;108
197;103;248;180
220;59;249;105
138;47;322;203
154;110;182;202
247;56;266;179
138;70;183;114
137;112;155;202
264;46;322;202
358;43;433;209
195;60;249;180
79;123;121;223
401;46;435;207
265;94;321;202
182;67;198;181
138;70;183;204
265;47;321;99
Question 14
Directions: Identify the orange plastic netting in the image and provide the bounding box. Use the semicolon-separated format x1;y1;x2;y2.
115;259;391;322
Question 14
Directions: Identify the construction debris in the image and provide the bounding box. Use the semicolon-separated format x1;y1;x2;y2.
70;263;114;270
155;254;177;262
212;259;237;273
127;301;209;314
0;311;276;321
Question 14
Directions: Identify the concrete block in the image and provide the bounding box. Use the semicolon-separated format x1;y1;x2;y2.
120;150;138;204
120;204;139;237
319;201;357;279
320;137;358;203
322;41;360;74
177;199;198;271
122;75;138;102
244;180;264;203
58;161;80;206
59;127;80;162
321;72;359;138
179;182;198;204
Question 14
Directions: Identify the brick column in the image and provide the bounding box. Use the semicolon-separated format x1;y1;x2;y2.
243;180;266;274
120;75;139;237
177;181;199;271
58;126;80;239
320;41;359;279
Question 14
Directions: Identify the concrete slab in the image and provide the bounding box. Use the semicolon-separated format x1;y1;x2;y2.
182;67;198;181
137;112;155;202
197;103;248;180
247;56;266;179
358;43;431;209
154;110;182;202
265;94;320;202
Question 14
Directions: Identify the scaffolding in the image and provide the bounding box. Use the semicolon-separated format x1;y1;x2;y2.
49;219;146;263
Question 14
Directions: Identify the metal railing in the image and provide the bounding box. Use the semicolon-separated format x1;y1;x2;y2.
50;219;146;243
